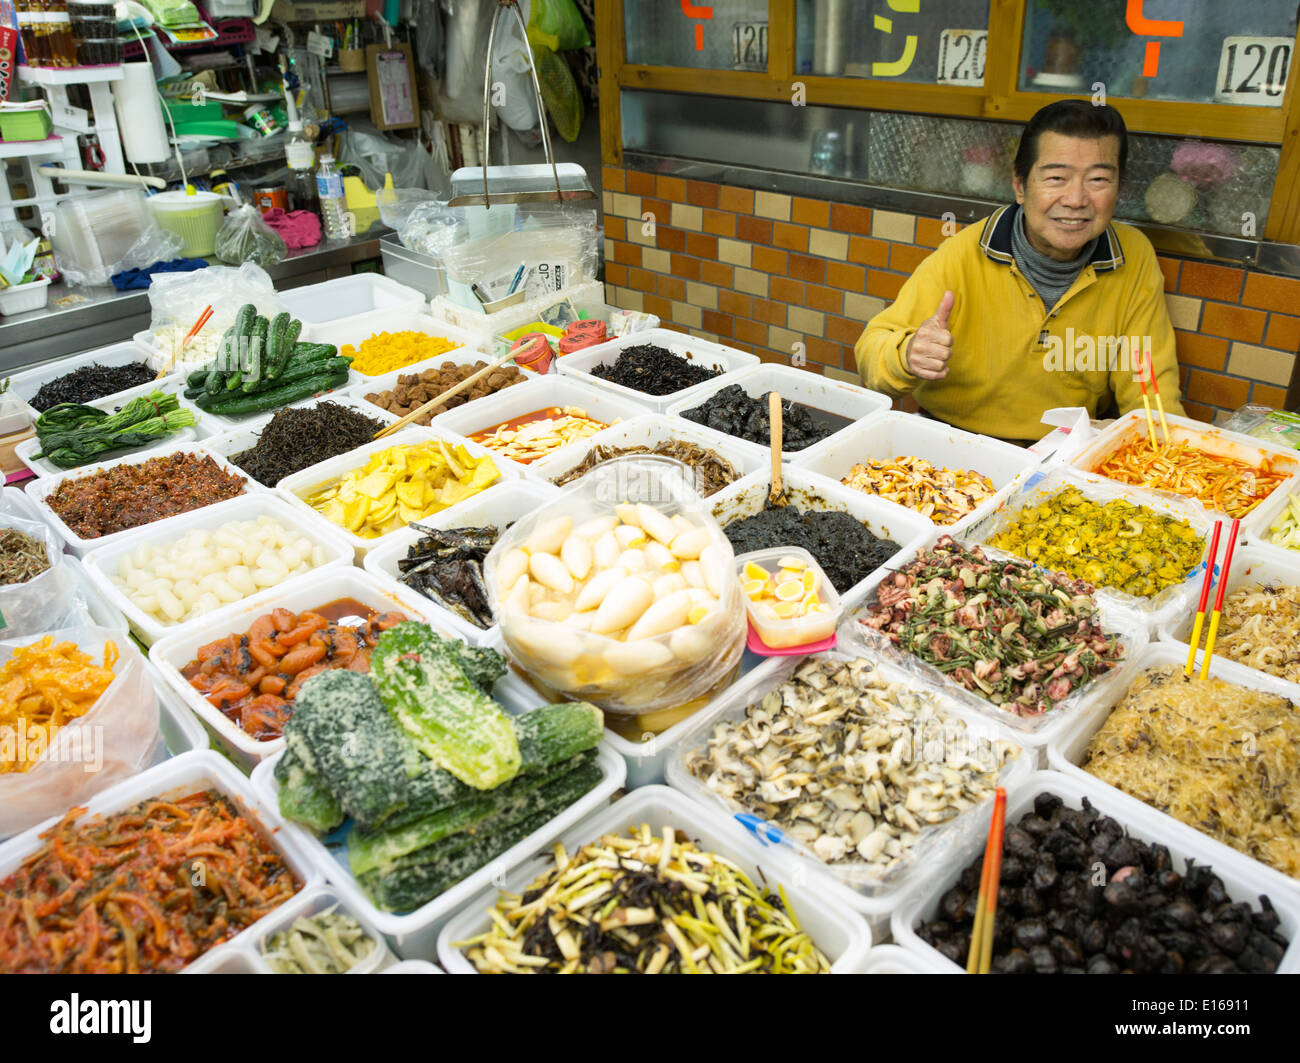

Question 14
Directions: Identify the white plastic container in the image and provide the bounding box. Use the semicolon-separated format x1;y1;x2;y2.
362;478;561;641
735;545;841;648
249;742;627;960
186;372;362;434
1046;640;1300;902
666;363;890;464
275;425;516;562
82;493;356;647
149;657;211;762
343;348;519;428
1244;480;1300;552
251;885;394;974
1070;409;1300;525
436;785;872;974
708;465;932;614
381;959;443;973
149;566;468;768
858;943;952;974
0;276;51;315
7;340;166;424
61;554;129;635
281;273;426;328
554;327;760;413
26;439;264;558
428;375;653;477
795;410;1043;535
892;769;1300;973
663;649;1034;938
524;412;766;494
0;750;322;974
312;309;483;379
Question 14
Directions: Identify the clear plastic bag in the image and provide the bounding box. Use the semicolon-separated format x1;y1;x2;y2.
0;625;159;840
414;0;445;78
339;123;443;193
485;456;747;715
145;262;283;369
440;205;597;304
0;508;75;640
438;0;495;125
58;220;184;289
214;204;287;267
492;3;540;133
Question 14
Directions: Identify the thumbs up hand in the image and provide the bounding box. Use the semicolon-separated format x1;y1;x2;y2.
906;290;955;381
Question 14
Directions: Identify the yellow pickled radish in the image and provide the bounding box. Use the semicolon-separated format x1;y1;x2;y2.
743;578;767;600
771;601;798;619
777;555;805;570
801;569;817;594
743;561;769;583
774;579;804;602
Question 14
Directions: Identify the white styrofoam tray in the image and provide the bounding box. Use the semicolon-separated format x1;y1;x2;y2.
662;648;1036;937
665;363;891;464
1069;409;1300;527
427;375;653;477
280;273;427;328
794;410;1044;535
524;412;766;495
250;742;627;961
708;464;933;614
858;944;953;974
362;478;561;641
275;424;518;562
1046;639;1300;903
25;439;265;558
342;348;522;428
553;327;760;413
82;492;356;648
7;339;170;424
148;566;476;769
0;750;322;974
310;309;484;381
436;785;872;974
1243;478;1300;552
892;769;1300;973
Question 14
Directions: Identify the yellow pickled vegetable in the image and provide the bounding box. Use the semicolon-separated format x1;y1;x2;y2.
989;486;1202;598
305;439;500;538
341;331;461;376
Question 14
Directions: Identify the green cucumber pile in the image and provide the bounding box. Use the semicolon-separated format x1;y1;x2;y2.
183;304;351;417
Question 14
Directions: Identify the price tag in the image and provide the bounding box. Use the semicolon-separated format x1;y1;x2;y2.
731;21;767;71
50;101;89;133
306;30;333;59
937;28;987;86
1215;36;1291;106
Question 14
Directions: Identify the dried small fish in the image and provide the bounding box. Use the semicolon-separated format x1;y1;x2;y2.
0;527;50;586
398;524;500;628
552;439;742;497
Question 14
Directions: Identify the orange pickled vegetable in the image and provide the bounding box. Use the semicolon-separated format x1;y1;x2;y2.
342;330;461;376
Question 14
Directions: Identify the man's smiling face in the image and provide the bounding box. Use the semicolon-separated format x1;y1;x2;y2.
1012;131;1120;262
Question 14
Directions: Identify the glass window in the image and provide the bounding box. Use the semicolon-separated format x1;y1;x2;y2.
1019;0;1299;107
624;0;770;71
794;0;991;84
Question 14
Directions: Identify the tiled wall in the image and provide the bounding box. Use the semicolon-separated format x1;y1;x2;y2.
600;165;1299;423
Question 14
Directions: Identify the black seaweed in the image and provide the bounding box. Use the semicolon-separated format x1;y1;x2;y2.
230;401;384;487
29;361;155;411
681;384;850;450
589;343;721;396
398;524;500;629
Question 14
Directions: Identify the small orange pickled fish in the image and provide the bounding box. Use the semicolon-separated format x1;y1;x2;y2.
0;636;117;773
742;556;825;621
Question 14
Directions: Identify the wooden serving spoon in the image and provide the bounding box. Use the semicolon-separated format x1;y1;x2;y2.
769;390;787;507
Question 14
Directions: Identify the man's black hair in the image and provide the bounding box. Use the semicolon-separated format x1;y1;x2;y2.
1013;100;1128;181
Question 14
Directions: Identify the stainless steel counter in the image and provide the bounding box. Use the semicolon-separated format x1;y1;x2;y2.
0;230;388;373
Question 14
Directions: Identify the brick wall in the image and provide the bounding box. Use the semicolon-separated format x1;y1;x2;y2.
600;165;1299;424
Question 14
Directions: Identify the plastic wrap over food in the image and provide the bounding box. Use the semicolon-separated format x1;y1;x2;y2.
0;504;75;640
146;263;284;370
485;456;746;715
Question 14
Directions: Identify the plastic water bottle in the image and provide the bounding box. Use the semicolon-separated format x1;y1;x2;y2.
315;154;347;239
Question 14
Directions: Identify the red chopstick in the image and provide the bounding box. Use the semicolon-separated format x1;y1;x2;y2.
967;786;1007;974
1199;518;1241;679
1185;521;1222;676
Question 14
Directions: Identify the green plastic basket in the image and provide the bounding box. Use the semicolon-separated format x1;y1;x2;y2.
0;106;53;142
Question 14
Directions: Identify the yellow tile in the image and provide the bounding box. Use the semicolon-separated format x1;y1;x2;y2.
823;366;861;385
603;238;615;262
787;306;826;337
754;191;792;221
602;190;614;215
685;281;718;309
872;209;915;243
642;247;673;274
808;228;849;260
612;287;643;312
1164;294;1201;332
670;203;703;231
768;325;802;353
734;268;769;297
689;329;720;343
610;192;642;218
672;301;703;328
628;223;656;247
718;238;752;268
844;293;888;321
1227;343;1295;385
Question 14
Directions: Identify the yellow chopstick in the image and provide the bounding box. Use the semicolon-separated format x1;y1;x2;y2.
1147;356;1171;444
1186;521;1222;677
1138;372;1157;448
1199;518;1241;679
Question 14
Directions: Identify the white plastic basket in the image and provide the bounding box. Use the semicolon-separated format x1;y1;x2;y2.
554;327;760;413
892;769;1300;974
524;412;766;495
25;440;264;558
275;424;517;562
0;750;322;974
362;478;561;641
280;273;426;328
7;340;167;424
436;785;872;974
665;363;890;464
0;276;51;315
1046;640;1300;902
428;375;653;477
794;410;1044;535
82;492;356;648
148;566;470;768
249;742;627;960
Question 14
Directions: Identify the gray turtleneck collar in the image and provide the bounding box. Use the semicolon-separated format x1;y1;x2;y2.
1009;205;1098;311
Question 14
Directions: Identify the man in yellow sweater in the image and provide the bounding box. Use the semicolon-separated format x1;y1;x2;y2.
855;100;1185;446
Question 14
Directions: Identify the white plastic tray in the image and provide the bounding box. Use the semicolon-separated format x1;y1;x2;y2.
708;464;933;614
25;439;264;558
665;363;890;464
280;273;426;328
794;410;1043;535
342;348;519;428
1046;639;1300;902
275;424;516;562
663;648;1035;936
0;750;322;974
554;327;760;413
1070;409;1300;526
436;785;872;974
82;492;356;648
892;769;1300;973
858;943;953;974
148;566;471;768
185;370;362;434
311;309;484;380
428;375;653;477
7;339;169;424
245;885;395;974
1243;480;1300;552
362;478;561;641
381;959;443;973
524;412;766;495
250;742;627;960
